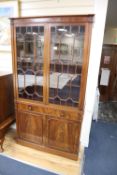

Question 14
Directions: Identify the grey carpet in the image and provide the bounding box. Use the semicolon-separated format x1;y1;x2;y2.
84;121;117;175
0;155;59;175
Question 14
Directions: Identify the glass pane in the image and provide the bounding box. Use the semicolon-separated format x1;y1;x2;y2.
49;25;85;107
16;26;44;101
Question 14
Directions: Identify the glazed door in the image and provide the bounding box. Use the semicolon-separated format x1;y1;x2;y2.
16;25;45;102
48;25;86;107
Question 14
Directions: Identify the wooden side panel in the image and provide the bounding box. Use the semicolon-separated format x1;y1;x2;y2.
0;74;14;123
45;115;81;153
17;111;43;144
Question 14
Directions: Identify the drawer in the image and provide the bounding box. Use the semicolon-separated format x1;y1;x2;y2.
16;102;82;121
17;102;38;112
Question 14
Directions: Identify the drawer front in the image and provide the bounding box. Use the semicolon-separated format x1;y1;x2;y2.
16;102;82;121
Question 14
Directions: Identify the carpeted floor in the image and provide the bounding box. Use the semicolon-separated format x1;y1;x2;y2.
0;155;59;175
83;121;117;175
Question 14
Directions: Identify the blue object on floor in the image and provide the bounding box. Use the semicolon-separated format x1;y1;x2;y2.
84;121;117;175
0;155;59;175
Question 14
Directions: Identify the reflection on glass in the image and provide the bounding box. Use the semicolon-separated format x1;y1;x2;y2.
16;26;44;101
49;25;85;107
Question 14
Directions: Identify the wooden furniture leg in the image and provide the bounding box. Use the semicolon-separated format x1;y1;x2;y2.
0;138;4;152
0;116;15;152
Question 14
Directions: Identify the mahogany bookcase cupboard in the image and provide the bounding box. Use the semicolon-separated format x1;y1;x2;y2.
10;15;93;160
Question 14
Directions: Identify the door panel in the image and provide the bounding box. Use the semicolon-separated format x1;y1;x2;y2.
46;115;81;153
17;111;43;144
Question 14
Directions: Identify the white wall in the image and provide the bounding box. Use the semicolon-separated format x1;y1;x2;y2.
20;0;94;16
80;0;108;146
0;0;108;147
0;1;18;72
0;0;94;72
0;52;12;72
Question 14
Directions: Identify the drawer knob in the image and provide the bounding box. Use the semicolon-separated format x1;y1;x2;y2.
28;105;32;110
60;112;64;117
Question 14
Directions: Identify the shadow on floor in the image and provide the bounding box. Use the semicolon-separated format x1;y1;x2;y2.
98;101;117;122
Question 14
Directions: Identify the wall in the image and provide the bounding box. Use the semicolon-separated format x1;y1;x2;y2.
0;0;108;147
0;0;94;72
0;52;12;71
0;0;18;72
80;0;108;146
104;27;117;44
20;0;94;16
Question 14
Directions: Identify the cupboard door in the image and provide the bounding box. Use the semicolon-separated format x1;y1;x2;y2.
17;111;43;144
16;26;45;102
46;116;81;153
49;25;85;107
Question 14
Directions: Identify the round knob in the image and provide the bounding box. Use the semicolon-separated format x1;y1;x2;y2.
28;105;32;110
60;111;64;117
